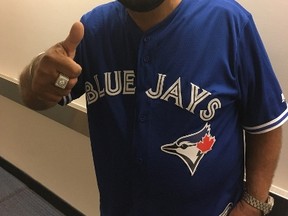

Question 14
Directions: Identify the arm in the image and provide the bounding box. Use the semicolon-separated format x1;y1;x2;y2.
230;127;282;215
19;22;84;110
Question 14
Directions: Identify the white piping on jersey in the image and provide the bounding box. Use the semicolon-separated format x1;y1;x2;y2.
243;106;288;134
62;93;72;106
62;95;67;106
68;93;72;104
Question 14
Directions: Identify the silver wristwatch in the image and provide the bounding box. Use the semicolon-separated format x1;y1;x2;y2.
242;191;274;215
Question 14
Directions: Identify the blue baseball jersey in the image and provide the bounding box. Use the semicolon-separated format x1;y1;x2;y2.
61;0;288;215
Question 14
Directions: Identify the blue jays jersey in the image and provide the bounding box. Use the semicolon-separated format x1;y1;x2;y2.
61;0;288;215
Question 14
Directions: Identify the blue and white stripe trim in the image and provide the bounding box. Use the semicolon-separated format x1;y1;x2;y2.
243;106;288;134
61;93;73;106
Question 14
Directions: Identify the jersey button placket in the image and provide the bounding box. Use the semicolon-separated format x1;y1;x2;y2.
142;36;152;64
133;34;153;168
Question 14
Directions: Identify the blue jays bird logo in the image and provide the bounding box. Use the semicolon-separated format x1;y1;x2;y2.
161;124;216;176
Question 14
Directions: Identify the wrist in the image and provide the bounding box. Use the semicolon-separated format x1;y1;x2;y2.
241;199;263;215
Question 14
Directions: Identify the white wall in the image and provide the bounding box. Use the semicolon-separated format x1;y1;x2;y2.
0;1;287;215
0;1;110;215
238;0;288;198
0;0;109;80
0;95;100;216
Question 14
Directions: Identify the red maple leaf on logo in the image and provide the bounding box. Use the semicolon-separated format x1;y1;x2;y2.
196;135;216;154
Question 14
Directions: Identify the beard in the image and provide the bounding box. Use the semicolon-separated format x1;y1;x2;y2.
118;0;165;12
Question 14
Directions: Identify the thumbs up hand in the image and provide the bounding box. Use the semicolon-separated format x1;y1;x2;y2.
61;22;85;59
28;22;84;106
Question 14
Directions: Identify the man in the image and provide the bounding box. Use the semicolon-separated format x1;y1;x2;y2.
19;0;288;215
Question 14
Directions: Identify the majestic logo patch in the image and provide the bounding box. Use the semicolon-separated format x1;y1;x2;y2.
161;124;216;176
281;93;286;103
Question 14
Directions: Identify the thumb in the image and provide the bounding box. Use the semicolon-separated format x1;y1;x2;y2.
61;22;84;58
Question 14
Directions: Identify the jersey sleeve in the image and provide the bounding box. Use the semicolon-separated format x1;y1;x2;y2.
237;15;288;134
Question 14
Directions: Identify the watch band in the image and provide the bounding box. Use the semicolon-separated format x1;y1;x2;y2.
242;191;274;215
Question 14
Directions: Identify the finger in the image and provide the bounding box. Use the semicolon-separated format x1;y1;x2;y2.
54;57;82;78
35;78;76;102
61;22;84;58
37;92;64;103
39;51;82;79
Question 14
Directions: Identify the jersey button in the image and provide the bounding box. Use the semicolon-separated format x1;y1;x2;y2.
137;158;143;165
143;36;151;43
139;115;146;122
143;56;151;63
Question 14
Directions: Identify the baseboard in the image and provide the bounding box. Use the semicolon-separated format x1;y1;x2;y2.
0;156;85;216
271;184;288;200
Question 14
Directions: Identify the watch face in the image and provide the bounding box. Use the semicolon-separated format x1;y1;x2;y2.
268;196;274;208
264;196;274;215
